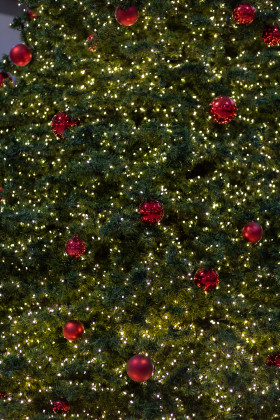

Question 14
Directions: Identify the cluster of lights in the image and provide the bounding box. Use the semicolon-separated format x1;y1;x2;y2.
0;0;279;418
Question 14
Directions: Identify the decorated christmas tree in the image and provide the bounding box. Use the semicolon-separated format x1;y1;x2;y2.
0;1;280;418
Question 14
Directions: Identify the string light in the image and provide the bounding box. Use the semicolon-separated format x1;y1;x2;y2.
0;0;279;418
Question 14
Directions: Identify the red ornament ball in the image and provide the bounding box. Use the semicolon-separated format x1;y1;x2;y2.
65;235;86;258
194;268;219;292
9;44;32;66
139;199;163;225
233;3;256;24
51;112;79;139
0;187;3;202
0;71;12;87
242;221;263;243
266;352;280;367
26;8;36;19
262;26;280;46
127;355;154;382
115;6;139;26
63;320;85;341
53;399;70;414
87;34;97;52
0;392;7;399
210;96;237;124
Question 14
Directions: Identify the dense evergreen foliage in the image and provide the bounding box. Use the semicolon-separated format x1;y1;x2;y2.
0;0;280;418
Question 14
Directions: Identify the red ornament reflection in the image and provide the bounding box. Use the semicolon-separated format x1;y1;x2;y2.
233;3;256;25
63;320;85;341
266;352;280;367
210;96;237;124
87;34;97;52
242;221;263;243
262;26;280;46
65;235;86;258
53;399;70;414
115;6;139;26
9;44;32;66
27;8;37;19
0;71;12;87
139;199;163;225
126;355;154;382
194;268;219;291
51;112;79;139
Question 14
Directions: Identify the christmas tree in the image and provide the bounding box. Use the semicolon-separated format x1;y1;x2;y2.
0;0;280;418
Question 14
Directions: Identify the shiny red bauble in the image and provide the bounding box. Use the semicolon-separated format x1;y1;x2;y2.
51;111;79;139
63;320;85;341
0;71;12;87
26;8;36;19
115;6;139;26
139;199;163;225
194;268;219;291
87;34;97;52
53;399;70;414
0;392;7;399
127;355;154;382
0;187;3;202
266;352;280;367
210;96;237;124
65;235;86;258
262;26;280;46
233;3;256;24
9;44;32;66
242;221;263;243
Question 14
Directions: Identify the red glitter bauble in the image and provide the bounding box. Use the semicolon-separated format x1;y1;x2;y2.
9;44;32;66
194;268;219;292
262;26;280;46
27;8;36;19
242;221;263;243
126;355;154;382
266;352;280;367
65;235;86;258
87;34;97;52
115;6;139;26
0;71;12;87
63;320;85;341
139;199;163;225
53;399;70;414
210;96;237;124
51;112;79;139
0;392;7;399
233;3;256;24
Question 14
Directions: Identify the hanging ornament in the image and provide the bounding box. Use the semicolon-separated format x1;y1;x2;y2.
139;199;163;225
194;268;219;291
51;112;79;139
262;26;280;46
210;96;237;124
0;71;12;87
53;399;70;414
126;355;154;382
115;6;139;26
87;34;97;52
242;221;263;243
0;392;7;399
65;235;86;258
9;44;32;66
26;8;36;19
63;320;85;341
233;3;256;24
266;352;280;367
0;187;3;202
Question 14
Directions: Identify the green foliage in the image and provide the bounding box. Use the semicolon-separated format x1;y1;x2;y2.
0;0;280;418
